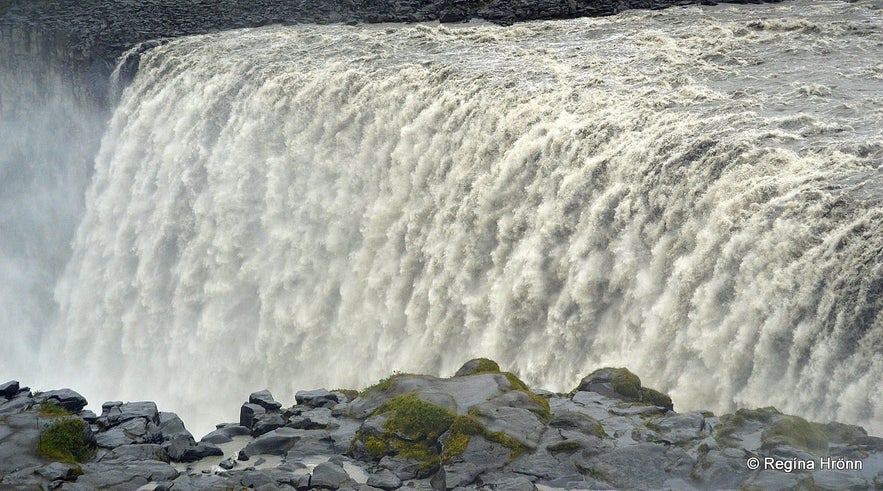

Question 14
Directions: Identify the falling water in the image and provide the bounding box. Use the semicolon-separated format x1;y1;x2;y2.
23;1;883;437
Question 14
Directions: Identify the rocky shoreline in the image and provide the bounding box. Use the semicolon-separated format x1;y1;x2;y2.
1;359;881;490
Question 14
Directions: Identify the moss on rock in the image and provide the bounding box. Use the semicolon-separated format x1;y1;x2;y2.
608;368;642;399
502;372;552;422
761;415;830;453
454;358;501;377
641;387;673;410
39;400;72;418
38;418;92;463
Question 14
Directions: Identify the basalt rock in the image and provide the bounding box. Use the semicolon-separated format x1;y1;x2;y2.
1;361;880;490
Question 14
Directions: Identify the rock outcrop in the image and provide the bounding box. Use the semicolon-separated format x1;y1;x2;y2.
1;359;881;489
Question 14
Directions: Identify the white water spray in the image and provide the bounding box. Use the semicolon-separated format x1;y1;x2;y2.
36;1;883;437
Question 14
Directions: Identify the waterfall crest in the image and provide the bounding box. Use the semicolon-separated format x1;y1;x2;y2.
45;1;883;436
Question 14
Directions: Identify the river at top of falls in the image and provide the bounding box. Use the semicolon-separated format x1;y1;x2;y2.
31;0;883;438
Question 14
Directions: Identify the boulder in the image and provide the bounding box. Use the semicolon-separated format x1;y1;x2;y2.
366;468;402;490
239;427;302;458
0;380;20;398
164;435;223;462
249;390;283;411
311;461;350;489
454;358;501;377
157;411;193;441
95;417;150;448
116;401;159;424
253;412;286;436
575;368;641;402
295;389;342;409
240;403;266;428
201;424;251;444
38;389;88;413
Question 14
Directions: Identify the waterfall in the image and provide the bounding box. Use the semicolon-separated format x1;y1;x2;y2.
30;1;883;437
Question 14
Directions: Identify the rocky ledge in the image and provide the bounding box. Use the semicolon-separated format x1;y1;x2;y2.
1;360;881;490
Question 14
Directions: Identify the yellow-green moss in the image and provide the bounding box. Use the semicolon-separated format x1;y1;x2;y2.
607;368;641;399
38;418;92;463
39;401;72;418
503;372;552;422
641;388;672;409
459;358;501;376
364;435;388;458
379;394;456;441
761;416;829;453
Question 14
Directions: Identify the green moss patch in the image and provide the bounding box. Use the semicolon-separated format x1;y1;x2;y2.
641;388;672;409
607;368;641;399
455;358;501;376
761;415;830;453
354;394;529;472
39;400;72;418
38;418;93;463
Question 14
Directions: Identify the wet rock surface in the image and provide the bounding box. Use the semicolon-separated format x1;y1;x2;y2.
1;360;881;489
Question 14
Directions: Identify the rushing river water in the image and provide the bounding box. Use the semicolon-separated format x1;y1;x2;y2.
2;0;881;437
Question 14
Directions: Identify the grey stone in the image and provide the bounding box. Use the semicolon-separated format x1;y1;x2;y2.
75;461;179;489
379;456;422;480
117;401;159;424
311;461;350;489
38;389;88;413
95;417;149;448
253;412;286;436
549;410;604;438
811;470;868;490
284;430;333;458
653;412;706;444
442;462;482;488
477;472;536;491
366;468;402;490
470;405;545;449
157;411;193;441
164;434;223;462
249;389;283;411
36;462;79;481
577;442;694;490
240;427;301;457
296;388;342;409
97;443;168;462
201;424;251;444
0;413;43;473
240;403;266;428
0;380;20;398
288;407;333;430
741;470;803;491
